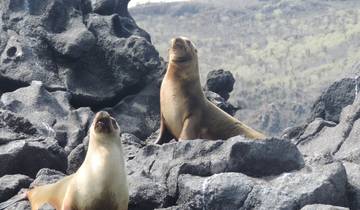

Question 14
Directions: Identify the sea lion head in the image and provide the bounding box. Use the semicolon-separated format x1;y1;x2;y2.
91;111;120;137
169;36;198;65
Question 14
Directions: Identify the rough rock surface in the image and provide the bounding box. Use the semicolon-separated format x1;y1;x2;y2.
309;77;360;123
127;137;304;209
177;162;347;210
204;69;235;101
107;80;162;139
0;174;33;203
205;91;238;116
1;81;94;153
301;204;349;210
0;0;162;108
285;77;360;210
0;0;359;210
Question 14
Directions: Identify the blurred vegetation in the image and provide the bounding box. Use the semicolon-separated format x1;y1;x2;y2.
130;0;360;135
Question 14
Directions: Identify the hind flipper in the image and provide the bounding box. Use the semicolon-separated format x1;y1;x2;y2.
154;114;175;145
27;175;73;210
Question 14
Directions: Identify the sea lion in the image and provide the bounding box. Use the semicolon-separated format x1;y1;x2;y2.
155;37;266;144
26;111;129;210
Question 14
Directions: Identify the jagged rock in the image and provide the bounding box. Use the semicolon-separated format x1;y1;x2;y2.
204;69;235;101
0;109;40;144
0;139;67;178
48;11;96;58
0;174;33;203
309;77;360;123
335;119;360;163
85;0;133;17
1;81;93;153
30;168;66;187
121;133;146;161
53;107;93;153
66;143;87;174
0;0;161;107
291;118;337;145
107;81;161;139
298;94;360;158
1;81;70;128
0;189;31;210
66;13;158;108
281;124;307;140
342;162;360;210
127;137;304;209
205;91;238;116
177;163;347;210
301;204;349;210
1;169;65;210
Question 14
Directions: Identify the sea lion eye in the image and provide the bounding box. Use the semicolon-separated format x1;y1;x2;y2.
111;118;118;129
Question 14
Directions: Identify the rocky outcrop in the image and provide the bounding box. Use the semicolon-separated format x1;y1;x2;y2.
176;163;347;210
205;91;238;116
0;0;359;210
204;69;239;116
0;174;33;203
309;77;360;124
284;77;360;210
301;204;349;210
204;69;235;101
127;137;304;210
0;0;162;109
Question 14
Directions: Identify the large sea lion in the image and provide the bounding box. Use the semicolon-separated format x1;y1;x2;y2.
26;111;129;210
155;37;266;144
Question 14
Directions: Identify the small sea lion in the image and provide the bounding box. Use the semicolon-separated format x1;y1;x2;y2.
27;111;129;210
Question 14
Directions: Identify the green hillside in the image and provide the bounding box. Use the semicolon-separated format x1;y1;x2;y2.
130;0;360;135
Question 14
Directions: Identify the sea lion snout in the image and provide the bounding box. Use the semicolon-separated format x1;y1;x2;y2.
171;37;185;48
93;111;119;134
170;37;195;63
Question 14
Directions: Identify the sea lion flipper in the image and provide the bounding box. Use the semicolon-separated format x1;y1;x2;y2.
155;114;175;145
27;175;72;210
179;117;199;140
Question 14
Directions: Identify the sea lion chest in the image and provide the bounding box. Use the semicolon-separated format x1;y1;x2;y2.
160;77;191;136
75;144;128;209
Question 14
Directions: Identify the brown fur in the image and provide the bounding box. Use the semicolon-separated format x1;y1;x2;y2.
155;37;266;144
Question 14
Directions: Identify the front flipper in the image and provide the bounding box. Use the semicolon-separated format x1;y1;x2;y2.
27;175;73;210
179;117;200;141
154;114;175;145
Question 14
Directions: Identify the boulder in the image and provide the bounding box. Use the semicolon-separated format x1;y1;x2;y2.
298;94;360;158
0;109;40;145
342;162;360;210
0;174;33;203
0;0;161;108
205;91;238;116
204;69;235;101
127;137;304;209
177;163;347;210
309;77;360;123
85;0;133;17
0;139;67;177
0;169;65;210
107;81;161;139
301;204;349;210
1;81;93;153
